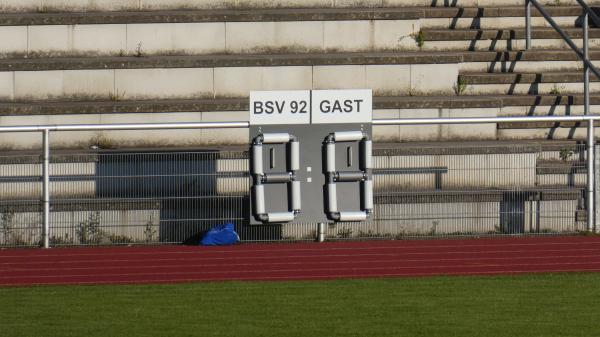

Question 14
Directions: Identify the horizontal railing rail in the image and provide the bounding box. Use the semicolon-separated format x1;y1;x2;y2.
0;115;599;133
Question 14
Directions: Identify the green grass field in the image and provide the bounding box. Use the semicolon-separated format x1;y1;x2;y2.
1;273;599;337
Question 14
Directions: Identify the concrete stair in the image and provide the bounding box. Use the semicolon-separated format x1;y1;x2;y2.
422;27;600;51
2;0;599;12
458;71;600;95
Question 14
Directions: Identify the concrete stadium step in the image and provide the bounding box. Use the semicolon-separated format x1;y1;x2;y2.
3;94;600;115
460;71;596;84
0;6;586;58
425;27;600;41
2;50;594;71
1;50;598;101
2;0;598;12
458;49;600;73
459;71;600;95
421;27;600;51
0;6;583;26
0;49;591;69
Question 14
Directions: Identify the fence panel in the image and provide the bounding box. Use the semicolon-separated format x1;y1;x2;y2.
0;142;590;247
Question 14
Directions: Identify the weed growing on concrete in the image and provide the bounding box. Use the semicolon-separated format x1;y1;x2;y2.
549;84;564;95
559;147;574;161
108;234;134;244
36;4;49;13
108;89;126;101
427;221;439;236
336;227;353;238
135;42;144;57
76;211;102;244
93;135;118;150
454;77;468;95
144;215;157;243
49;234;73;245
412;30;425;48
0;210;15;245
305;230;317;241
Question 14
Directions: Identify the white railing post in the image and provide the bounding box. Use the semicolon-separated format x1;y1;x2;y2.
525;0;532;50
588;119;595;232
42;129;50;248
584;11;590;115
317;223;326;242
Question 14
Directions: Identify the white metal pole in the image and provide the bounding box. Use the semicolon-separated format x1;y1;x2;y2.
584;12;590;115
588;119;595;232
526;0;532;50
317;223;325;242
584;12;592;232
42;129;50;249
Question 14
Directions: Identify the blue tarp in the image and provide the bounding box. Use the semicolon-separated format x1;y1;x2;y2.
200;223;240;246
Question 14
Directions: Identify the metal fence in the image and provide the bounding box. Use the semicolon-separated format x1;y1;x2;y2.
0;141;590;247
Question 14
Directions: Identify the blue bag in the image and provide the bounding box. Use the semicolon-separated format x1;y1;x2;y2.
200;223;240;246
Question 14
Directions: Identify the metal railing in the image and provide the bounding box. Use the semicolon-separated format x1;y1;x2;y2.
525;0;600;116
0;115;597;248
524;0;600;250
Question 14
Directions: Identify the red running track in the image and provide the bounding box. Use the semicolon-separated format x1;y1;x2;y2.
2;236;600;286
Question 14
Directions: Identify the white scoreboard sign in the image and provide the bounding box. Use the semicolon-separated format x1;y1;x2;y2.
250;89;372;125
249;90;310;125
311;89;372;124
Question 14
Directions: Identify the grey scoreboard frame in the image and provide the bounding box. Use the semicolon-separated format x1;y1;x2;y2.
249;123;372;225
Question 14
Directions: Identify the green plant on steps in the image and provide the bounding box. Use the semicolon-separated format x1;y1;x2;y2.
108;89;126;101
412;30;425;48
559;147;574;161
134;42;144;57
549;84;563;95
454;77;468;95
